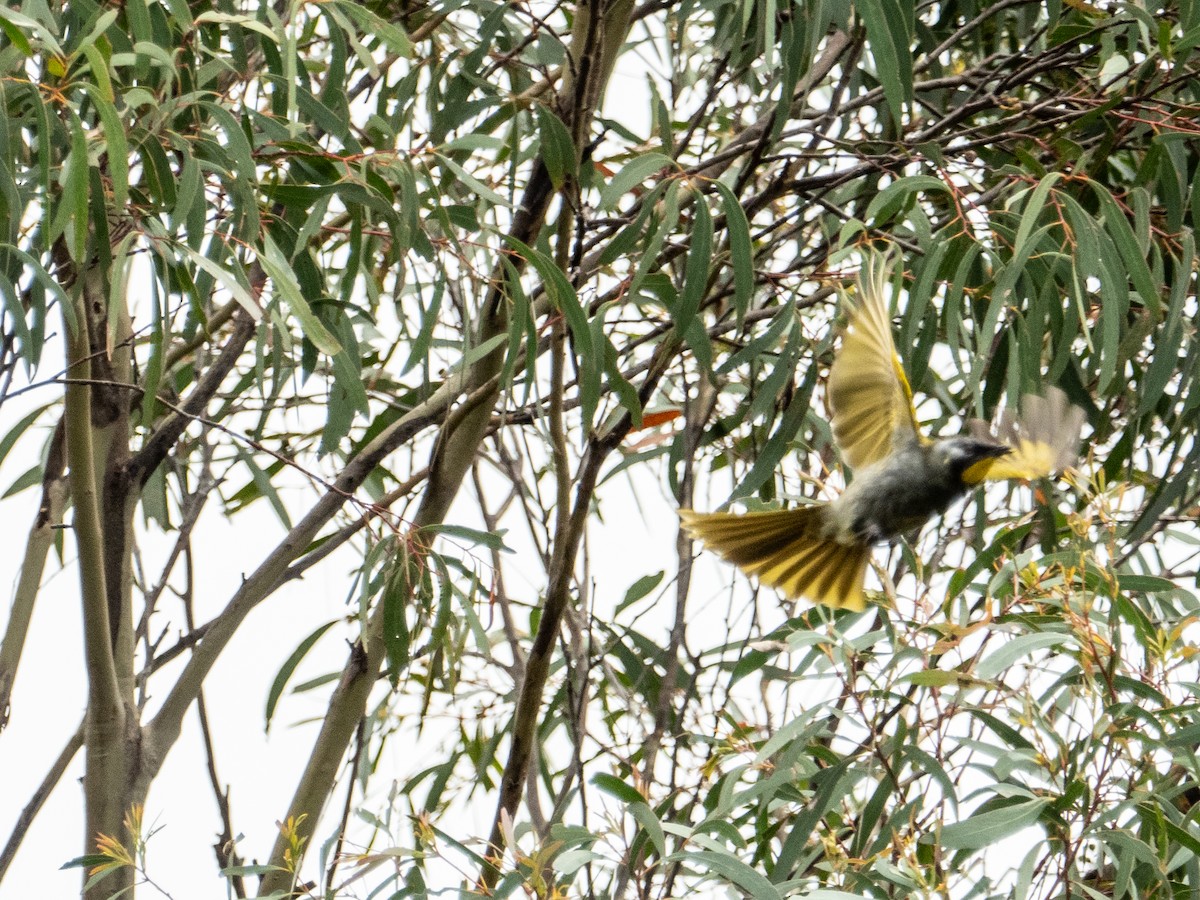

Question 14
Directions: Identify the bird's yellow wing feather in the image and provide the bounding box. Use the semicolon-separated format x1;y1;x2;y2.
963;387;1085;483
679;507;871;610
827;251;922;470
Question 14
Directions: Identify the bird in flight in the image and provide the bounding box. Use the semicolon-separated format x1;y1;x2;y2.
680;251;1085;611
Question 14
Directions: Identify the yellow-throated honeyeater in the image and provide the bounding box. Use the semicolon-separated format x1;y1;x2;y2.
680;252;1085;611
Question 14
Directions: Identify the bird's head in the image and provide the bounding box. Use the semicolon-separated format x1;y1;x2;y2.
933;437;1012;482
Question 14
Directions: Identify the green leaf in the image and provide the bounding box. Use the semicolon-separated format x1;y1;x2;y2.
402;277;443;376
499;233;600;425
198;102;256;187
137;250;164;428
671;850;783;900
902;669;966;687
865;175;949;224
728;350;818;504
1097;828;1160;867
617;571;664;613
52;110;90;263
593;304;642;429
1162;817;1200;858
1012;174;1062;253
259;233;343;355
1090;182;1161;313
946;524;1033;600
71;8;120;58
0;273;34;373
383;553;413;687
84;87;129;210
534;105;576;190
0;13;32;56
857;0;913;127
976;633;1074;680
629;802;666;857
499;235;592;359
936;799;1048;850
628;182;682;301
903;746;959;812
234;447;291;529
433;152;512;208
178;244;262;320
598;152;676;210
676;196;712;339
265;620;338;732
712;181;754;325
3;464;41;498
1118;574;1178;594
0;406;48;471
498;259;533;394
449;332;509;373
593;772;645;805
968;707;1037;748
1142;246;1189;409
220;865;283;877
193;10;279;42
332;0;412;57
425;523;512;553
772;758;858;879
80;43;113;103
61;854;112;871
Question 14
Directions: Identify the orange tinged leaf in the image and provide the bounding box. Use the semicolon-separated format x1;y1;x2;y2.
631;409;681;431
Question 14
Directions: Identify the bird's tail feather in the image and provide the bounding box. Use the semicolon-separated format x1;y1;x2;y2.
679;506;870;611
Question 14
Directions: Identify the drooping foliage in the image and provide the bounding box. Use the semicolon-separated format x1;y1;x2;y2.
1;0;1199;897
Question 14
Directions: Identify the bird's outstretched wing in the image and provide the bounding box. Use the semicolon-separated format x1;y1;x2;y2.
827;251;923;470
963;387;1085;483
679;506;870;610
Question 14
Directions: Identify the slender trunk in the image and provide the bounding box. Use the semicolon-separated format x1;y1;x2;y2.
60;249;140;899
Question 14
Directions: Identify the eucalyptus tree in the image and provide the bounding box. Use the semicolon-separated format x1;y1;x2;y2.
1;0;1199;897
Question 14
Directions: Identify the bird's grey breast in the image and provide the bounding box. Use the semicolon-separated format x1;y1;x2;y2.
833;443;968;544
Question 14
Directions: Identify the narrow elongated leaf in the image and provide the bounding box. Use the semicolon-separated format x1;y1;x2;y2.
534;105;576;190
676;197;713;338
233;446;292;529
0;406;48;470
729;345;818;503
937;799;1047;849
672;851;782;900
712;181;754;324
259;233;343;355
857;0;913;126
593;773;644;805
178;245;261;319
629;802;666;857
426;523;512;553
865;175;949;223
433;153;512;208
500;233;601;425
265;620;338;732
1011;173;1062;253
332;0;412;56
976;633;1073;680
598;152;676;210
1091;182;1160;313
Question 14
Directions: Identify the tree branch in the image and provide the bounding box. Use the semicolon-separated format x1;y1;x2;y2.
479;335;678;889
142;370;496;786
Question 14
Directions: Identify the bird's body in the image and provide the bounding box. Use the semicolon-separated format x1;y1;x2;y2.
831;435;1010;543
680;251;1085;611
